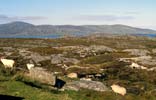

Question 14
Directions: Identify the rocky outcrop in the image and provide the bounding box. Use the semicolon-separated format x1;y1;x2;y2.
119;56;156;66
56;45;116;58
51;54;79;64
77;45;116;57
64;80;109;92
26;53;51;64
89;45;116;52
123;49;150;56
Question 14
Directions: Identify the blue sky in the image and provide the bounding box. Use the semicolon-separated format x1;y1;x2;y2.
0;0;155;29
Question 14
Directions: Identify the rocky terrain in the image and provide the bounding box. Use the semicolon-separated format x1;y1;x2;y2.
0;35;156;100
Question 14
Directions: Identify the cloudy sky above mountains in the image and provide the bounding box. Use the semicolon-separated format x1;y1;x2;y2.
0;0;155;29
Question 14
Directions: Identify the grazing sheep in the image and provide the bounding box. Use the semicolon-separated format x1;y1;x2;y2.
26;64;35;70
0;58;15;68
111;84;127;96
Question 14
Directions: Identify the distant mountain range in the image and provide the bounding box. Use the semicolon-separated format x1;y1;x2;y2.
0;21;156;37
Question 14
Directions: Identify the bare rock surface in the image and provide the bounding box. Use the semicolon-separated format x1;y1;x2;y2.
120;56;156;66
89;45;116;52
26;53;51;63
64;80;109;92
51;54;79;64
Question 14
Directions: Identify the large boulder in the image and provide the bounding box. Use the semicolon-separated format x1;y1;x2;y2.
27;67;56;86
64;80;109;92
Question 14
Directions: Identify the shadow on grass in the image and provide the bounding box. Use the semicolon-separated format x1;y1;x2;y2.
23;81;42;89
0;94;24;100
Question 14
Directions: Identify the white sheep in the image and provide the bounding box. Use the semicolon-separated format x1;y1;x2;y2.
111;84;127;96
0;58;15;68
26;64;34;70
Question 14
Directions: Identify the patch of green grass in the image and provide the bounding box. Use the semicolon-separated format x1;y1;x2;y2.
0;80;71;100
80;54;114;64
29;47;63;56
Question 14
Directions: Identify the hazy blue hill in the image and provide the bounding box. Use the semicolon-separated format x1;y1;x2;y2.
0;21;156;37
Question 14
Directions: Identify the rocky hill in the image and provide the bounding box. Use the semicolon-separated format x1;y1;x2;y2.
0;21;156;37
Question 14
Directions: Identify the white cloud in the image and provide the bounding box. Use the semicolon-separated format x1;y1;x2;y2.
0;14;47;21
77;15;135;21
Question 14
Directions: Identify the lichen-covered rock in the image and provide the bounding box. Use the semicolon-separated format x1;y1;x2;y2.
27;67;56;85
64;80;109;92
